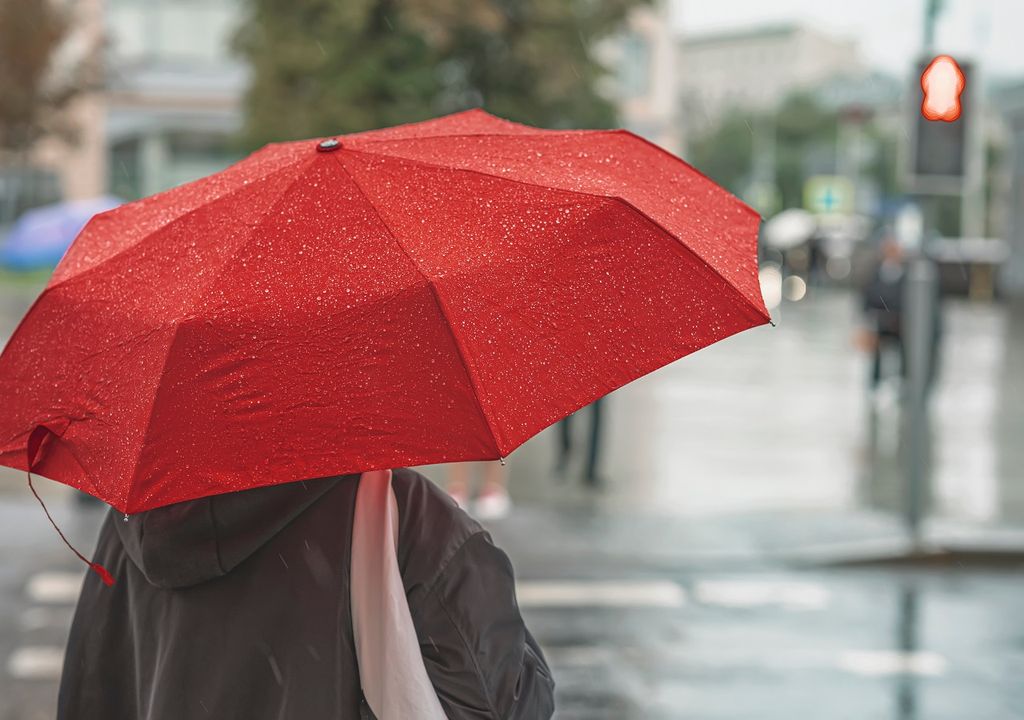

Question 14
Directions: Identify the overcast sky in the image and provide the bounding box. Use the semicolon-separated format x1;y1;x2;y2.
675;0;1024;80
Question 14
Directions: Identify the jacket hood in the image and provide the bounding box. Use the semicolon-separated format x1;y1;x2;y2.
114;476;346;589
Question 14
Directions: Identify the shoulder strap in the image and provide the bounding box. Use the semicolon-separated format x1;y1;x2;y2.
351;469;448;720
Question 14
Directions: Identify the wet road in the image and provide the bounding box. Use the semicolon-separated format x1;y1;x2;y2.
2;496;1022;720
1;282;1023;718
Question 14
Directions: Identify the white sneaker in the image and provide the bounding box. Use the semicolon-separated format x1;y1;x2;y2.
473;487;512;521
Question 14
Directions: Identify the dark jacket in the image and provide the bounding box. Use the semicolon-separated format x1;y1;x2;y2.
58;469;554;719
862;260;906;338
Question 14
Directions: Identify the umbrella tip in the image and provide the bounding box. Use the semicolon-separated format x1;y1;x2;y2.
317;138;342;152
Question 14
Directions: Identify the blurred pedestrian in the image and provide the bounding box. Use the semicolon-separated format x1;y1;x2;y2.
859;233;907;389
555;397;605;486
858;233;942;394
446;460;510;520
57;469;554;719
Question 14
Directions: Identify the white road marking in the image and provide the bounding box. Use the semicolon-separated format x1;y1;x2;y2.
18;607;70;632
25;572;83;604
694;579;830;610
542;645;615;668
838;650;948;677
6;646;65;680
517;580;686;609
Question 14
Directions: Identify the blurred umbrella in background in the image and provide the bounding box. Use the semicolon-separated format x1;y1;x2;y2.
0;196;122;270
761;208;818;251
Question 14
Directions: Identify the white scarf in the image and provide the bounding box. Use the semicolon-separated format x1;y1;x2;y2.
350;469;448;719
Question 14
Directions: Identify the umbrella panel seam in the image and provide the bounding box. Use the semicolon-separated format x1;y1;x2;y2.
341;146;769;324
348;128;603;147
326;152;505;457
124;158;319;513
46;158;308;294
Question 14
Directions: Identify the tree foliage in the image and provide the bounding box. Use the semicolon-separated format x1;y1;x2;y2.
0;0;101;153
688;92;904;214
689;93;839;211
233;0;646;148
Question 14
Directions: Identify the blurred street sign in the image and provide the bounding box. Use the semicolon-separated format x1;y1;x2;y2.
905;56;975;195
895;203;924;252
803;175;854;215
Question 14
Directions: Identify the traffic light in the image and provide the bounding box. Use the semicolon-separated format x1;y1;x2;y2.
906;56;974;194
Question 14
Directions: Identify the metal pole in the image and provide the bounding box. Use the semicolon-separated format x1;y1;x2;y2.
923;0;942;53
902;256;937;551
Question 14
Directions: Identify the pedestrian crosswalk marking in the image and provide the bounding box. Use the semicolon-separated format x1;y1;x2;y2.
694;579;830;610
25;572;83;604
18;607;66;632
517;580;686;608
838;650;948;677
6;646;64;680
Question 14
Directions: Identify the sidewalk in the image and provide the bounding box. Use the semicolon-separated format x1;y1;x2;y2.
465;287;1024;568
3;281;1023;558
2;284;1024;718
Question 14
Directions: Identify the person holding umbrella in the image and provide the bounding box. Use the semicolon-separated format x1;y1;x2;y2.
57;467;553;719
0;110;770;719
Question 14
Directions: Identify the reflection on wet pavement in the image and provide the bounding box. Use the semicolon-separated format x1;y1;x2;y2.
506;288;1024;530
2;282;1023;719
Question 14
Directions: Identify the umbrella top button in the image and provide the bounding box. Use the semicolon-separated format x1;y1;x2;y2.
317;138;341;152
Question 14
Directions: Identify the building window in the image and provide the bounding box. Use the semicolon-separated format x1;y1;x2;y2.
619;31;651;99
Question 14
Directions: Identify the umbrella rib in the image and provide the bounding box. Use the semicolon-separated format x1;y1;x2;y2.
327;153;505;458
342;146;770;324
341;108;551;142
123;158;321;513
350;128;602;146
46;158;308;294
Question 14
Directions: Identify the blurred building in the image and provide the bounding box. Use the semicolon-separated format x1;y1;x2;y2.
103;0;245;200
998;81;1024;296
679;23;863;133
12;0;105;215
28;0;678;205
28;0;244;205
599;0;681;154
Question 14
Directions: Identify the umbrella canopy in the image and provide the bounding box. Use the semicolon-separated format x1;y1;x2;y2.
0;110;769;514
0;196;122;270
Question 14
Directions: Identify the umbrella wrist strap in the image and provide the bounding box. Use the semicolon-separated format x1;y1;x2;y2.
26;471;115;586
26;425;115;586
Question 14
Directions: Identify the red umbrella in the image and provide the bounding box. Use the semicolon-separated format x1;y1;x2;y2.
0;109;768;516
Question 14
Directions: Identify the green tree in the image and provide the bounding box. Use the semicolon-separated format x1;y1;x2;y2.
234;0;438;147
687;112;754;200
1;0;66;151
773;93;837;209
0;0;102;221
421;0;642;129
688;92;914;215
233;0;645;149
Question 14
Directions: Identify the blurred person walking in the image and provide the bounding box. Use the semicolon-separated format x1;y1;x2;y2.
555;397;605;486
858;232;941;394
58;468;554;719
447;460;511;520
859;233;908;390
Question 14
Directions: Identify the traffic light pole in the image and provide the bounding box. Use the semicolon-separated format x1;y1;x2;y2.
923;0;943;52
895;0;946;553
902;256;937;552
